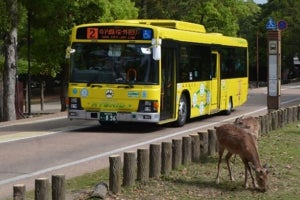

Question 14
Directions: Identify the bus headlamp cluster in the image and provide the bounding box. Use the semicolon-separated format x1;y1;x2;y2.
69;97;82;110
138;100;158;112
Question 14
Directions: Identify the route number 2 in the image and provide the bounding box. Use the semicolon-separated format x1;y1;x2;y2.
87;28;98;39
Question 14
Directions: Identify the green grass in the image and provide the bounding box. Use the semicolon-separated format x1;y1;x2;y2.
8;121;300;199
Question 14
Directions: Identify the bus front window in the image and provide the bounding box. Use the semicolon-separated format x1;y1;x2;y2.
70;43;158;85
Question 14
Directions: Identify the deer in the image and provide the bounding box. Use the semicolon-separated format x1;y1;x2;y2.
234;116;261;140
215;123;269;192
233;116;261;152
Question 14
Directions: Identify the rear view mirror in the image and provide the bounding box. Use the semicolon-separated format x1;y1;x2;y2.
152;39;162;60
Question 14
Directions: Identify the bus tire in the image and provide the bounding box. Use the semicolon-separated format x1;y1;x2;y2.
224;97;232;115
175;94;188;127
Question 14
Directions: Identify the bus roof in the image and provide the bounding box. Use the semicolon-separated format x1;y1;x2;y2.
114;19;206;33
72;20;247;48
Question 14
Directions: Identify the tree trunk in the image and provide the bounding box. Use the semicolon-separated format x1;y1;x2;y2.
0;73;3;121
60;63;68;112
3;0;18;121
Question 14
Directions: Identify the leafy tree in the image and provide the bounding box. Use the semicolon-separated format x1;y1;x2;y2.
0;0;8;120
135;0;257;36
253;0;300;81
17;0;138;112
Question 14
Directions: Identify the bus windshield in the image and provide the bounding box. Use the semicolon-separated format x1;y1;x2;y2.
70;43;159;85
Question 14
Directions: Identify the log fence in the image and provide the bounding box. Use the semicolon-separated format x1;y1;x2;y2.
12;105;300;199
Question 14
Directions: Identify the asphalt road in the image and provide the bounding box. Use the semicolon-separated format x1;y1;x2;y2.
0;82;299;198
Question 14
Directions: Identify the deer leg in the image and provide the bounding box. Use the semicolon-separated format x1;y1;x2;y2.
225;152;234;181
216;146;225;184
243;162;249;188
247;162;258;188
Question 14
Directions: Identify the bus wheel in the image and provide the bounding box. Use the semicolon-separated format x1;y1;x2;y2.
224;97;232;115
175;94;188;127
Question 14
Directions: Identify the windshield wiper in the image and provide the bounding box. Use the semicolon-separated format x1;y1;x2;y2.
116;79;134;88
87;82;103;87
118;83;134;88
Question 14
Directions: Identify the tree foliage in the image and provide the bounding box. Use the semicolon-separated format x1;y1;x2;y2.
1;0;300;121
257;0;300;77
17;0;138;79
135;0;255;36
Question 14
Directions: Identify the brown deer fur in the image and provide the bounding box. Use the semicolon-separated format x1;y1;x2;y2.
215;124;268;192
234;116;261;139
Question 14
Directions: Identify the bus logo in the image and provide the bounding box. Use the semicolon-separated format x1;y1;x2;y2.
106;89;114;98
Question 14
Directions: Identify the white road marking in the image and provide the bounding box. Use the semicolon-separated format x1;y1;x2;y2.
0;115;67;128
0;97;300;186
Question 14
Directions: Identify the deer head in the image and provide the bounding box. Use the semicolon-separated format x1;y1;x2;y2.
249;162;269;192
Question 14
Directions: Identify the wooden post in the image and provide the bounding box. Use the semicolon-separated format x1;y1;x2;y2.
190;134;200;162
109;155;121;194
198;131;208;158
280;109;284;127
13;184;25;200
172;139;182;170
284;107;288;125
292;106;296;122
268;113;273;132
293;106;297;122
298;105;300;120
137;148;149;182
150;144;161;178
123;151;136;187
260;115;265;135
271;112;277;130
182;136;191;165
288;107;293;124
52;174;65;200
278;109;283;128
208;129;217;156
265;114;269;133
35;178;50;200
161;142;172;175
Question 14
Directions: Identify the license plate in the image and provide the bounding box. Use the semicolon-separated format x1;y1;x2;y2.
99;112;117;121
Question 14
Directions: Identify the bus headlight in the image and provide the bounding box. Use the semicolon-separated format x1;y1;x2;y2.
69;97;82;110
138;100;158;112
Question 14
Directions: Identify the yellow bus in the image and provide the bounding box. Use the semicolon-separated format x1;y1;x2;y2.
66;19;248;127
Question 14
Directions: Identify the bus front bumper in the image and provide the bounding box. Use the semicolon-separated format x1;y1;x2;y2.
68;110;160;123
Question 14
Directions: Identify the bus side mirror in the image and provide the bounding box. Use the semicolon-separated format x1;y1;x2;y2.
152;39;162;60
65;46;75;59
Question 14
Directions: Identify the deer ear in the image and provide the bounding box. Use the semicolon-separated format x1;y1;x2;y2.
263;164;270;173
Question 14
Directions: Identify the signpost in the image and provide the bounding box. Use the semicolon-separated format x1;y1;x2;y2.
266;18;283;112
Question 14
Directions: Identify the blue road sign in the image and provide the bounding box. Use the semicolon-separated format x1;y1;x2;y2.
266;18;277;30
277;20;287;30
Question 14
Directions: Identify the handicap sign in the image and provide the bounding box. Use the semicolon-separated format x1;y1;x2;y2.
266;18;277;30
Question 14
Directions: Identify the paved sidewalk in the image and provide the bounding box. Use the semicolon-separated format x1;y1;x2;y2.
0;95;66;127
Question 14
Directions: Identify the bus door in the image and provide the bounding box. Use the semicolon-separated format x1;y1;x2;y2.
210;51;220;113
160;47;176;120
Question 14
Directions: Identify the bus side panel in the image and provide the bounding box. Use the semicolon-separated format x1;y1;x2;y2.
219;77;248;110
177;81;212;119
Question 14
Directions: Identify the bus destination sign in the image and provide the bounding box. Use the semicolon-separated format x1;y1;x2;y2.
76;26;153;40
